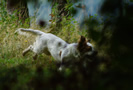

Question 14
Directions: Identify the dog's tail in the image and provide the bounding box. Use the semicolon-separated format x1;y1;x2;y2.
15;28;44;36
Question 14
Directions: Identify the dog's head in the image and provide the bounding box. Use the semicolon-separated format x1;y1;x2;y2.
59;36;97;71
77;36;97;57
61;36;97;64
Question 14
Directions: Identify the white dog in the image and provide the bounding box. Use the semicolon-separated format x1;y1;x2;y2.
16;28;97;69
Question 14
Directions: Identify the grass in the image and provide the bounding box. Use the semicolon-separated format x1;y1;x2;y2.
1;1;133;90
0;13;88;68
0;6;96;90
0;25;85;89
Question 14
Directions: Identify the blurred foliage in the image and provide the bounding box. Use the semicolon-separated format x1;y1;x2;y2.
0;0;133;90
49;0;78;28
6;0;32;25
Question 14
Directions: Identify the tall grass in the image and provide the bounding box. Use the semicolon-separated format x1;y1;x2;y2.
0;4;92;89
0;6;88;69
0;1;114;90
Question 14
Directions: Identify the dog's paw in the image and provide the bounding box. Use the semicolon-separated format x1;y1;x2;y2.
58;65;65;71
58;67;62;71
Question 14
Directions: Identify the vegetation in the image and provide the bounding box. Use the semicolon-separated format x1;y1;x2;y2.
0;0;133;90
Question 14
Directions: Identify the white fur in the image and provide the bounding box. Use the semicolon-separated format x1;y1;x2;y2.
16;28;95;69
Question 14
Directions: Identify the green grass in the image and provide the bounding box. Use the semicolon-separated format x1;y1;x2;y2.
0;13;88;68
0;9;88;88
0;5;96;89
1;1;133;90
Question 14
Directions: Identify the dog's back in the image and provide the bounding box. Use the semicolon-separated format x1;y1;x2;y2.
43;33;68;61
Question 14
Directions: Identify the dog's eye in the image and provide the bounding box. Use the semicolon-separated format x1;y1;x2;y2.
86;46;92;51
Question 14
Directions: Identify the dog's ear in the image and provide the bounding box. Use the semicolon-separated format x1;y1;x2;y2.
77;36;87;52
78;36;87;45
77;36;92;53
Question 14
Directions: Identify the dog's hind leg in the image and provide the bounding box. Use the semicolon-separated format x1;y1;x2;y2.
23;45;38;60
22;45;33;56
33;53;38;60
